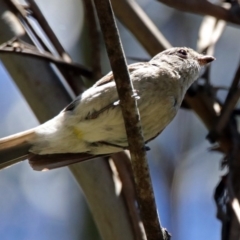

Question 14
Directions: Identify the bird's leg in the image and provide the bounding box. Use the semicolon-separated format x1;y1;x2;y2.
86;100;120;120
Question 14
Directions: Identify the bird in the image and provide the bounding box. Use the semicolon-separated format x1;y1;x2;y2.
0;47;215;171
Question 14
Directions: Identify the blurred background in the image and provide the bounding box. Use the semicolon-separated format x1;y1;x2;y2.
0;0;239;239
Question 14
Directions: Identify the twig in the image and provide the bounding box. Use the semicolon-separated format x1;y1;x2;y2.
26;0;71;61
225;61;240;102
112;152;146;240
111;0;171;56
0;38;93;78
25;0;85;95
226;122;240;239
210;63;240;140
7;0;86;94
158;0;240;26
82;0;102;81
227;173;240;226
214;88;240;134
6;0;49;51
93;0;168;239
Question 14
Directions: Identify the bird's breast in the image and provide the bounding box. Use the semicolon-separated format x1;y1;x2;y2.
139;93;179;141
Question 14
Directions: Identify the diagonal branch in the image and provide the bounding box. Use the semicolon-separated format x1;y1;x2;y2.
26;0;71;61
112;152;146;240
82;0;102;81
158;0;240;26
0;38;93;78
209;62;240;141
6;0;87;94
111;0;171;56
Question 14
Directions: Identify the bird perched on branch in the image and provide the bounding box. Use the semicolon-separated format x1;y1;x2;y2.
0;47;215;171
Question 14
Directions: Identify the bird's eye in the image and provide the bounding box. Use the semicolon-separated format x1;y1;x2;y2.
177;49;188;58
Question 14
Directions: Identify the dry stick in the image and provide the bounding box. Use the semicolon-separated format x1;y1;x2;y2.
82;0;102;81
112;152;146;240
158;0;240;25
111;0;171;56
26;0;71;61
93;0;167;240
0;39;92;78
225;62;240;102
10;0;85;94
212;63;240;137
226;123;240;240
6;0;46;49
6;0;61;54
214;88;240;132
26;0;85;95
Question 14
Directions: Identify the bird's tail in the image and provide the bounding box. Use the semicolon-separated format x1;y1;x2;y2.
0;129;36;169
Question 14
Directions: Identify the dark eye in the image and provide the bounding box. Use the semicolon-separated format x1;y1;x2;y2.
177;49;188;58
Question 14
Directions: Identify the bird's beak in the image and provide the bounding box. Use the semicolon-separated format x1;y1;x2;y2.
198;55;216;66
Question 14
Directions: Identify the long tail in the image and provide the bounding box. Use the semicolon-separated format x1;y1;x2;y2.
0;129;111;171
0;129;36;169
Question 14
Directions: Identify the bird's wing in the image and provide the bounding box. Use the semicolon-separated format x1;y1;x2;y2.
63;62;150;112
93;62;149;87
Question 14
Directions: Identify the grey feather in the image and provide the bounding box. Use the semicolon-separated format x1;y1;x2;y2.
0;130;35;169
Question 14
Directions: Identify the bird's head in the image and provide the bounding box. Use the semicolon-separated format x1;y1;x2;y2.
150;47;215;86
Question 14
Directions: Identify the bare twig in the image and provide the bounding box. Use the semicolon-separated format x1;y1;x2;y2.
26;0;71;61
0;38;92;78
93;0;168;239
25;0;86;94
226;123;240;239
6;0;86;94
5;0;49;51
111;0;171;56
82;0;102;81
184;89;232;154
214;88;240;135
158;0;240;26
226;62;240;102
112;152;146;240
210;63;240;140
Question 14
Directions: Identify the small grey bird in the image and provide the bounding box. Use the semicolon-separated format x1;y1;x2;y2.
0;47;215;171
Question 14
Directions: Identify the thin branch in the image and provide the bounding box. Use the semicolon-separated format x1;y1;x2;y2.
25;0;86;94
82;0;102;81
111;0;171;56
112;152;146;240
214;88;240;135
226;122;240;239
158;0;240;26
6;0;49;51
0;38;93;78
93;0;168;239
6;0;86;95
210;63;240;139
26;0;71;61
184;90;231;154
225;61;240;102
